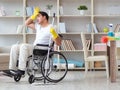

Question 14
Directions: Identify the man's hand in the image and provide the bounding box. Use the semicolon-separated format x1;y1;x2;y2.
30;7;40;20
50;27;61;46
50;27;58;39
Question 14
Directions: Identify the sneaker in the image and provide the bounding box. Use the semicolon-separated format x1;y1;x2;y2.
15;70;25;77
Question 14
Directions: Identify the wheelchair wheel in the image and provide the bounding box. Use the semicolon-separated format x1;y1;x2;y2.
41;51;68;83
14;75;21;82
28;75;35;84
26;55;45;82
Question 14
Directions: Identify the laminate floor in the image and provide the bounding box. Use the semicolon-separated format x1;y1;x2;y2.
0;71;120;90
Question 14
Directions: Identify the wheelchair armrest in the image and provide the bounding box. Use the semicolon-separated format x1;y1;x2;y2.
58;34;63;38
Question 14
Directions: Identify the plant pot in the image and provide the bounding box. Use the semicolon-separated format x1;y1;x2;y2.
79;10;85;15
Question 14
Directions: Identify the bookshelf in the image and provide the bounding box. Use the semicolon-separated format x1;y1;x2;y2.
0;0;120;70
0;0;24;70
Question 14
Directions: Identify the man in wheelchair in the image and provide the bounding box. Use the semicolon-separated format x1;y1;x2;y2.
3;7;61;77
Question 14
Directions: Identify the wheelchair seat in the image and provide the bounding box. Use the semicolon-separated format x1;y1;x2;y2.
33;44;51;56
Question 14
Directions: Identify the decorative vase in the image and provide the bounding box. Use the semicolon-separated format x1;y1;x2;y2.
79;10;85;15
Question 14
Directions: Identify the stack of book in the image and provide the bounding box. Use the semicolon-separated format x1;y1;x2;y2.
61;39;75;51
114;24;120;32
94;43;107;51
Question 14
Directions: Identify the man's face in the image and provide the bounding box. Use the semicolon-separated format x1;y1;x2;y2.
36;14;45;24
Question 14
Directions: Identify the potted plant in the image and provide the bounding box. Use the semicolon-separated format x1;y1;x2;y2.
77;5;88;15
46;4;53;16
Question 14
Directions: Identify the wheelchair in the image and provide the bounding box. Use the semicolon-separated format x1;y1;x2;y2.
14;42;68;84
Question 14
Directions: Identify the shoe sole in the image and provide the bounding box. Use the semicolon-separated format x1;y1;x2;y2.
2;73;13;78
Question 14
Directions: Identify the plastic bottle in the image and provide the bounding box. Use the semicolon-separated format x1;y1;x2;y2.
108;23;113;32
108;23;114;37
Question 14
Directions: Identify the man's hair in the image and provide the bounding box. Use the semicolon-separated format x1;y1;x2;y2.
39;11;49;21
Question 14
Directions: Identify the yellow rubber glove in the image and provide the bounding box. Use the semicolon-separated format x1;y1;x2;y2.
30;7;40;20
50;27;58;39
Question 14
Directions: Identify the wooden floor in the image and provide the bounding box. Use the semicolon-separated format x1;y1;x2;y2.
0;71;120;90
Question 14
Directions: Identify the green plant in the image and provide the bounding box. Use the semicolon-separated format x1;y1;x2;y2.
77;5;88;10
46;4;53;10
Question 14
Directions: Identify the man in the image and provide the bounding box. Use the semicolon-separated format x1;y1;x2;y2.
4;7;61;76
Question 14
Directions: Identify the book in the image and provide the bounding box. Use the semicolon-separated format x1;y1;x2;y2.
59;22;66;33
68;40;76;50
59;6;64;15
87;40;91;50
85;39;91;50
0;6;6;16
61;40;75;50
86;23;92;33
61;40;67;50
114;24;120;32
0;9;2;16
65;40;71;50
26;7;33;16
61;40;65;50
66;40;73;50
64;40;70;50
16;25;23;34
26;27;35;34
93;23;98;33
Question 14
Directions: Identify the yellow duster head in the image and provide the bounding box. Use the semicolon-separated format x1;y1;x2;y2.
107;36;115;41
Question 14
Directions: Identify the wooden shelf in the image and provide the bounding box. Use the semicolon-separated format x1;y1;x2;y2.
0;53;10;56
60;33;81;35
0;16;24;18
0;34;23;36
59;50;83;52
26;33;36;35
60;15;91;18
93;15;120;18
